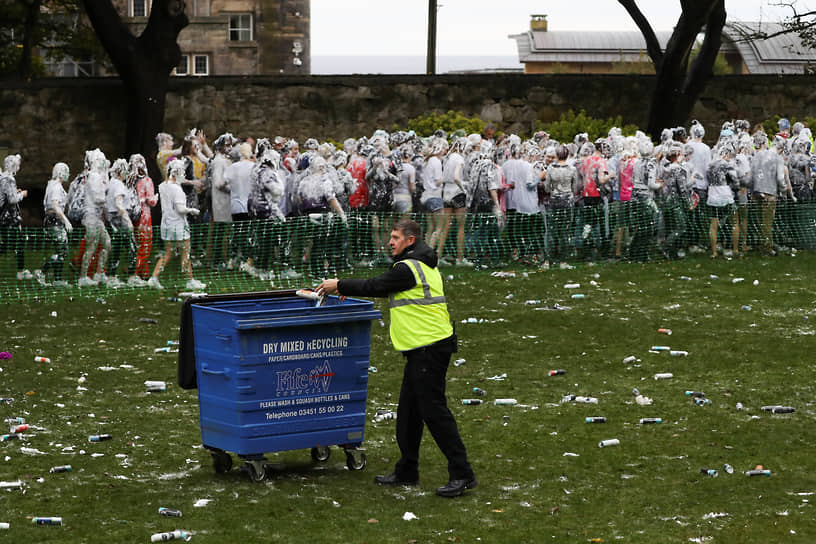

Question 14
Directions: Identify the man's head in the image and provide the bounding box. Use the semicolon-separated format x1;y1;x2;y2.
390;219;422;256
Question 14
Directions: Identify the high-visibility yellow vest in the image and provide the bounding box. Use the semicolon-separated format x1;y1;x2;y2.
388;259;453;352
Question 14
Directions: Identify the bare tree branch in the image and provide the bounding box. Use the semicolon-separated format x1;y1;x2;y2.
617;0;664;66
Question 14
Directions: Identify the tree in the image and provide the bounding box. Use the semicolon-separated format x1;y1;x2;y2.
82;0;188;182
730;1;816;48
1;0;107;79
618;0;727;139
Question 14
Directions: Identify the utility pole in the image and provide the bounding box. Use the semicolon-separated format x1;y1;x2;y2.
426;0;437;75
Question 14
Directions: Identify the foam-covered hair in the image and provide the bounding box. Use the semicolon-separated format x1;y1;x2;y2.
156;132;173;147
717;142;735;157
260;149;281;169
303;138;319;151
167;158;186;180
3;154;21;174
51;162;69;182
213;132;236;153
111;158;129;179
343;138;357;154
638;139;654;157
752;131;768;150
579;142;595;157
129;153;147;176
317;142;335;159
330;151;349;168
690;121;705;139
255;138;272;159
791;137;810;154
309;155;327;173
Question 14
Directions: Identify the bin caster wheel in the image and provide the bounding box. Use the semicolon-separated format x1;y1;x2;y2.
211;451;233;474
244;460;267;482
345;450;366;471
311;446;331;463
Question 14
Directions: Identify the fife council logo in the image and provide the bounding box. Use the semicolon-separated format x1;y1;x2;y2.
275;360;335;396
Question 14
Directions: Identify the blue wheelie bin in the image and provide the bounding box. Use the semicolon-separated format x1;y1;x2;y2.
177;290;381;481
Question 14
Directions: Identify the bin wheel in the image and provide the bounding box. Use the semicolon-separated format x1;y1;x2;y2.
211;451;233;474
345;450;366;471
311;446;331;463
244;460;267;482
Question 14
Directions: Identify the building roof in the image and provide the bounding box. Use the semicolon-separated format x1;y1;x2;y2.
510;30;674;64
511;21;816;73
723;22;815;74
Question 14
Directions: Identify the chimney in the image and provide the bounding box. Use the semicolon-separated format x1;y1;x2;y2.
531;14;548;32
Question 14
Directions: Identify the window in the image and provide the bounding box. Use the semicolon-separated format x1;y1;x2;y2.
229;14;252;41
131;0;147;17
176;55;189;76
193;54;209;76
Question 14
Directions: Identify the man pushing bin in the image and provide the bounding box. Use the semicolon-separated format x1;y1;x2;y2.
317;219;477;498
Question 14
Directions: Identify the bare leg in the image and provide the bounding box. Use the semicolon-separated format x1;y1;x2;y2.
437;208;453;259
709;218;719;257
151;241;175;279
181;238;193;279
455;207;467;260
80;224;102;279
96;229;111;277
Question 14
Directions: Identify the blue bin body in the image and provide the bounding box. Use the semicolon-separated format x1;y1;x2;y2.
190;295;381;458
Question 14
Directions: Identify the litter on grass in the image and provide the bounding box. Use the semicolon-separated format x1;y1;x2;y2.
486;373;508;381
402;512;418;521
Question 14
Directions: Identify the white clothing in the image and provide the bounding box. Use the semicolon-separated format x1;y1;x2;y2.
43;179;68;214
422;156;443;201
210;154;232;223
83;171;107;224
441;153;465;201
225;159;255;215
395;163;415;196
159;181;189;241
502;159;531;211
106;177;127;215
687;141;711;190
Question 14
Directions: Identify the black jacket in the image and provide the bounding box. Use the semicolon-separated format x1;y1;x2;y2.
338;240;439;298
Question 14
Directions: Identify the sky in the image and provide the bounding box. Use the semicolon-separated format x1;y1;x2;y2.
310;0;806;57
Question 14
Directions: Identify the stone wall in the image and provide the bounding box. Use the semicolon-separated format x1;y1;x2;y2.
3;73;816;222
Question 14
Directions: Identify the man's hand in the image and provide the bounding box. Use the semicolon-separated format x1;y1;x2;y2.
316;278;339;296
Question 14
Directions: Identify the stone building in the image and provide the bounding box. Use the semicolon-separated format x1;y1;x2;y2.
50;0;310;76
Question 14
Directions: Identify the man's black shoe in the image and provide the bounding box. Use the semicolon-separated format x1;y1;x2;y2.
435;477;478;497
374;473;419;486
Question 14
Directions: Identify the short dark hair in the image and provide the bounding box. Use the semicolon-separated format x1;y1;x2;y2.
392;219;422;240
556;144;569;161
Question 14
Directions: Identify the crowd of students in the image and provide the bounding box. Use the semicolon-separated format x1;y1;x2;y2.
0;117;812;288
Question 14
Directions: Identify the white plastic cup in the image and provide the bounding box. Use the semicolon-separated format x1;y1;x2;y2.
599;438;620;448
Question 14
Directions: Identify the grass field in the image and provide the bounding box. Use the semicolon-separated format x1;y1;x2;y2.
1;251;815;543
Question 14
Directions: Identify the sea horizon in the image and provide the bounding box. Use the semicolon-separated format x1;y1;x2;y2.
311;55;521;75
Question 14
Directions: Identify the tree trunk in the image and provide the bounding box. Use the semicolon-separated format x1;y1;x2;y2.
647;0;725;138
18;0;42;80
82;0;187;182
618;0;725;139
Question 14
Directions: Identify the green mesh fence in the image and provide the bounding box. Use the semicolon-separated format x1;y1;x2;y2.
1;203;815;303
